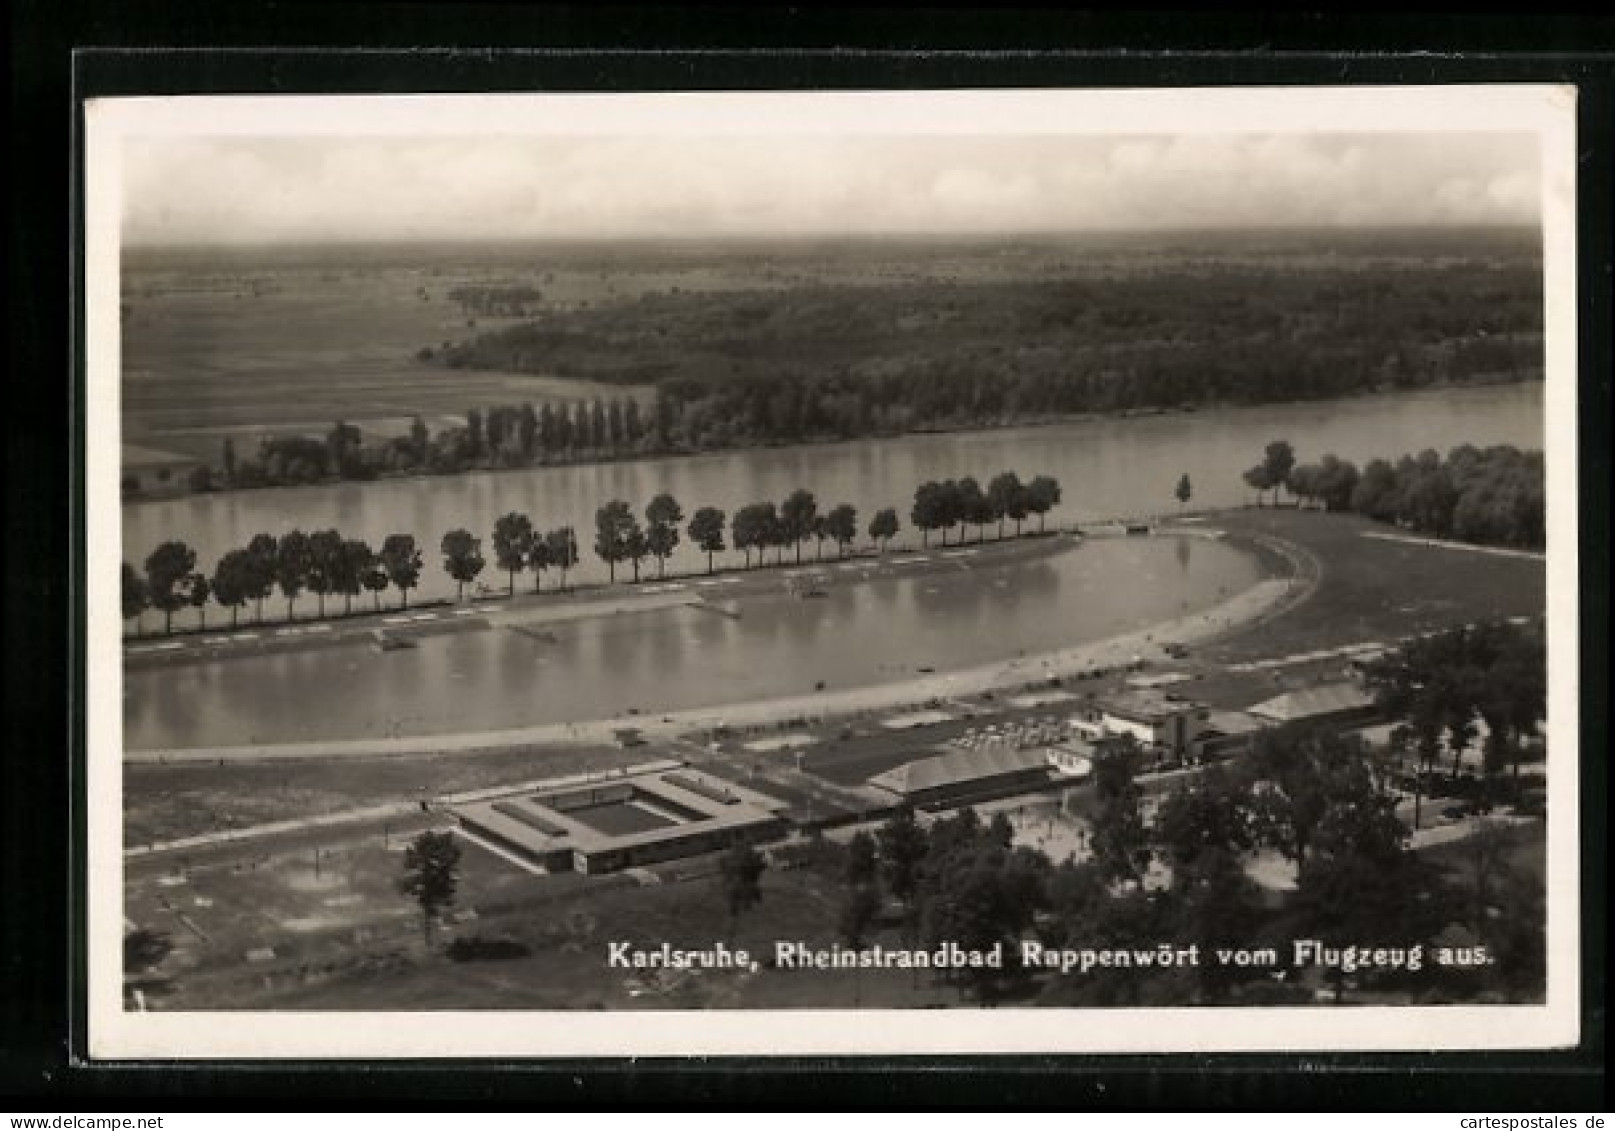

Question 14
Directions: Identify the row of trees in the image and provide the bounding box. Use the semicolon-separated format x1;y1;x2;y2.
909;472;1062;547
819;727;1541;1004
124;471;1064;632
1364;621;1547;826
1242;439;1545;549
123;532;431;633
195;395;665;493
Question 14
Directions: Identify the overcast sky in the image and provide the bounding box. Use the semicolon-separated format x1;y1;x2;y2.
121;132;1540;245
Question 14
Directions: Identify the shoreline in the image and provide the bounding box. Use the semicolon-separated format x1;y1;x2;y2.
124;548;1302;765
122;375;1542;510
123;530;1078;665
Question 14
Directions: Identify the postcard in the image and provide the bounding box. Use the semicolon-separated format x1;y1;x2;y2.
85;84;1580;1057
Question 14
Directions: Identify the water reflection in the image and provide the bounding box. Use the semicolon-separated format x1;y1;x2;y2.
126;536;1265;749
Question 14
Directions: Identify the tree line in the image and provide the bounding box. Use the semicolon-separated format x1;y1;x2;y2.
431;250;1542;460
184;396;664;494
803;727;1541;1005
1241;439;1544;549
123;470;1062;633
1363;620;1546;826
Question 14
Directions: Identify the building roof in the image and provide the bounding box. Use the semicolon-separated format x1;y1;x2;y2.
1099;689;1205;723
1204;710;1268;737
869;746;1049;797
123;443;199;469
1248;681;1375;724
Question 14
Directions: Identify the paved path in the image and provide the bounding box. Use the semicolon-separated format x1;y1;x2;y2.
1360;530;1545;561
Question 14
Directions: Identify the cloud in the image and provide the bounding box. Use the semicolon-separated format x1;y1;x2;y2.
121;131;1540;244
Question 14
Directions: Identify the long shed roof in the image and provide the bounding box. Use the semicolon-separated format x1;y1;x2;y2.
869;745;1049;797
1248;681;1374;723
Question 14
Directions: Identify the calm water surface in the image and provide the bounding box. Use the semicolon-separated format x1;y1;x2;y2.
125;535;1258;749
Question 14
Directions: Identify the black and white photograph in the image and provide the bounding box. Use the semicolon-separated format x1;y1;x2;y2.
84;85;1580;1058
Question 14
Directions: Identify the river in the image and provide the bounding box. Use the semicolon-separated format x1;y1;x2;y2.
124;382;1541;608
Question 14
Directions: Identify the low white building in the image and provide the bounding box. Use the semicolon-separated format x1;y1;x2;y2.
1070;690;1210;760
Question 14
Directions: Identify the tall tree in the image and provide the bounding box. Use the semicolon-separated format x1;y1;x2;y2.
121;562;149;636
1089;736;1151;887
688;507;727;574
492;512;534;596
780;488;818;565
956;477;992;542
1245;725;1355;868
516;402;538;462
607;398;625;448
362;555;390;611
732;502;775;569
336;539;372;615
526;529;553;593
1242;464;1275;507
987;472;1025;540
844;830;879;888
307;529;343;617
276;530;313;622
1262;439;1297;505
186;572;211;630
144;541;197;635
593;500;636;583
910;481;943;548
399;830;461;946
719;840;766;929
380;534;422;609
645;493;683;578
545;526;579;592
210;551;250;628
877;807;928;904
824;504;858;558
869;507;900;552
440;529;486;600
243;534;278;622
1025;475;1062;533
409;416;430;465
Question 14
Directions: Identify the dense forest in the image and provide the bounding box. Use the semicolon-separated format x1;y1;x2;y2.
1244;440;1544;549
434;257;1542;451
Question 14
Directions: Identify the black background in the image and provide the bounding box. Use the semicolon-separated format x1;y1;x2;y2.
6;2;1610;1109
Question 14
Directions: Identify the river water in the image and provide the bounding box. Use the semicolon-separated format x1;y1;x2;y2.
124;382;1541;606
121;382;1541;750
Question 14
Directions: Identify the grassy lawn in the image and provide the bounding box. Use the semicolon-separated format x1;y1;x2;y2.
1205;508;1543;665
134;831;964;1011
125;742;644;846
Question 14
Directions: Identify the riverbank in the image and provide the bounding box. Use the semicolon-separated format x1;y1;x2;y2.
124;375;1544;510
